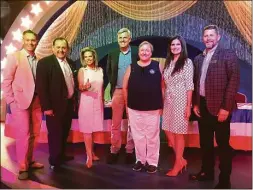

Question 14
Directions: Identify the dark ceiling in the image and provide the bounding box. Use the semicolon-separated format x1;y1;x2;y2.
1;1;29;40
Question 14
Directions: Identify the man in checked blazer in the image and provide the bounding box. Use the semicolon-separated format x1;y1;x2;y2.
189;25;240;189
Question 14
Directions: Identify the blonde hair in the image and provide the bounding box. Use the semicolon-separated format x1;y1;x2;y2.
80;47;98;68
138;41;154;52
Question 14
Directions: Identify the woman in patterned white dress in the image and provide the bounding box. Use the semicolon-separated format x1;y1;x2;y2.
162;36;194;176
78;47;104;168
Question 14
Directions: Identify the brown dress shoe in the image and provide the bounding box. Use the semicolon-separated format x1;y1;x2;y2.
29;161;44;169
189;171;214;181
18;170;29;180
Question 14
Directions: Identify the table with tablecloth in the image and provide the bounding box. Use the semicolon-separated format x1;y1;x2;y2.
4;103;252;151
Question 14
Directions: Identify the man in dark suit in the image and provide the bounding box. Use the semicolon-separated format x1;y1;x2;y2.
106;28;138;164
189;25;240;189
36;37;76;169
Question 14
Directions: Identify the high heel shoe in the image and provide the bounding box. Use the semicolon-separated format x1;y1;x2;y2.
181;158;187;168
166;159;187;177
92;152;100;161
86;157;93;168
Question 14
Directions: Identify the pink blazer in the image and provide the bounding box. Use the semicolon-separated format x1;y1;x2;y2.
2;49;36;109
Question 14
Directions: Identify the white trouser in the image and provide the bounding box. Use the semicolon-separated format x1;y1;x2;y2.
128;108;160;166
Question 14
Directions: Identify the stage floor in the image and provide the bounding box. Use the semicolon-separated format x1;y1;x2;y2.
1;123;252;189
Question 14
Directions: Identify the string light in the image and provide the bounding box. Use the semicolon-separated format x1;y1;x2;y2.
1;73;3;83
45;1;51;5
12;29;23;42
5;43;17;55
1;58;7;69
21;15;32;28
31;3;43;16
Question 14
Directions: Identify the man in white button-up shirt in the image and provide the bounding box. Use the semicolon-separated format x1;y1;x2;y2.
36;37;77;170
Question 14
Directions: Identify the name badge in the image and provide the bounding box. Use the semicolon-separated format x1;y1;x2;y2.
149;69;155;74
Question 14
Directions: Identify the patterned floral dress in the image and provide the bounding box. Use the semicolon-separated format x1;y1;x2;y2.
162;59;194;134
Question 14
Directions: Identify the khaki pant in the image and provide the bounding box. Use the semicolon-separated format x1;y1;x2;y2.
128;108;160;166
10;96;42;169
110;89;134;154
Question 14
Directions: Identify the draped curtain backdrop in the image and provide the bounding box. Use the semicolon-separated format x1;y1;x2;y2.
34;1;251;58
35;1;87;58
224;1;252;44
102;1;197;21
103;1;251;44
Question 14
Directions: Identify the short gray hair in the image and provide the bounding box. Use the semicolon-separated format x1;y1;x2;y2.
117;28;131;38
138;41;154;52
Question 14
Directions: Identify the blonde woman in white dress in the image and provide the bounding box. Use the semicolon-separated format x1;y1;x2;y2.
78;47;104;168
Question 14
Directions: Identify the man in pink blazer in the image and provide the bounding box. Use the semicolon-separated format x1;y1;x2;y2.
2;30;44;180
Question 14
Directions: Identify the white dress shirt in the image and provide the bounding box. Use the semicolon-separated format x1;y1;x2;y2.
56;57;74;98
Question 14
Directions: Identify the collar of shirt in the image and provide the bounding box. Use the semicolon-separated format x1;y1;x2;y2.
22;49;36;59
57;57;70;77
120;47;131;55
56;57;67;64
203;44;218;56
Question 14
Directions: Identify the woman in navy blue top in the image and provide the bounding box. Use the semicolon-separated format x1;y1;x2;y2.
123;41;164;174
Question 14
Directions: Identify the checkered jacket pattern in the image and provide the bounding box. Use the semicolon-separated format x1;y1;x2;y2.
192;46;240;116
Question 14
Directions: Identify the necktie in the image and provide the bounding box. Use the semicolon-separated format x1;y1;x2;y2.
28;55;37;80
62;61;74;98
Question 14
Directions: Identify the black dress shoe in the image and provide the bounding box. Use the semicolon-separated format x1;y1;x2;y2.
62;155;74;162
125;153;135;164
214;181;231;189
106;153;119;164
132;161;144;172
189;171;214;181
146;165;158;174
